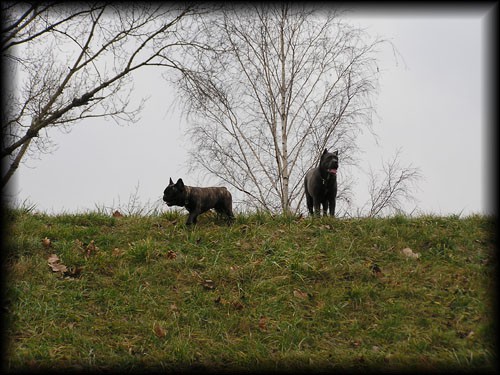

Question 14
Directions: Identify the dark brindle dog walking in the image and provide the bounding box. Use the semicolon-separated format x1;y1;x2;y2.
304;149;339;217
163;178;234;225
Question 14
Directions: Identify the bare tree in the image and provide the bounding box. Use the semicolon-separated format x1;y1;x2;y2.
362;149;421;217
1;3;207;188
173;4;386;214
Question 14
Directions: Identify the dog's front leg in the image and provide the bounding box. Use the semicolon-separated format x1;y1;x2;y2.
186;211;199;225
328;199;336;217
313;199;322;216
322;202;329;217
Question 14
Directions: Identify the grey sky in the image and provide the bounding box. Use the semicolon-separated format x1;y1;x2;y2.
6;8;493;216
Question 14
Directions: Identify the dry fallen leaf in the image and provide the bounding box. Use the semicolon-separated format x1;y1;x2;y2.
202;279;215;290
401;247;420;259
293;289;309;300
166;250;177;259
47;253;60;264
258;316;268;332
112;210;124;218
47;254;68;273
153;323;167;338
49;262;68;273
42;237;51;248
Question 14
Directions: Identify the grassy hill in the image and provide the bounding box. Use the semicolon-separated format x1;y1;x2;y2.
3;209;496;372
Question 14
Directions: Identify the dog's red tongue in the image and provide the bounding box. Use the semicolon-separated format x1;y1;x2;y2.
328;169;337;175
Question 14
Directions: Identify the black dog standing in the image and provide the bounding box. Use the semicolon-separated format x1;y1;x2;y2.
304;149;339;216
163;178;234;225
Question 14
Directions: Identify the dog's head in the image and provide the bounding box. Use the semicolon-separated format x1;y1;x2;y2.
319;149;338;175
163;178;187;207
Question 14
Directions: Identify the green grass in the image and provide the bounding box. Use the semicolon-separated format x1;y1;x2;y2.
3;209;496;372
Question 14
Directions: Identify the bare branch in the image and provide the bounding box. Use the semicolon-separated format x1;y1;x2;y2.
2;3;207;187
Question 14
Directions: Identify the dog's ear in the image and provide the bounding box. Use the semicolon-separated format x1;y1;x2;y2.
323;148;328;155
333;150;338;156
176;178;185;189
169;177;174;185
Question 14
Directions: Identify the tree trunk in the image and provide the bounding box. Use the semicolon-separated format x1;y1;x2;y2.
279;5;289;213
2;139;32;188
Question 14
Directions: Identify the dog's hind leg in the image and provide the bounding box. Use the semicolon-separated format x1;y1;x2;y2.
215;196;234;225
305;193;314;215
216;208;234;225
304;177;314;216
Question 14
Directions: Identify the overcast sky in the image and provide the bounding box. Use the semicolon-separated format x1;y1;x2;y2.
5;6;495;216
